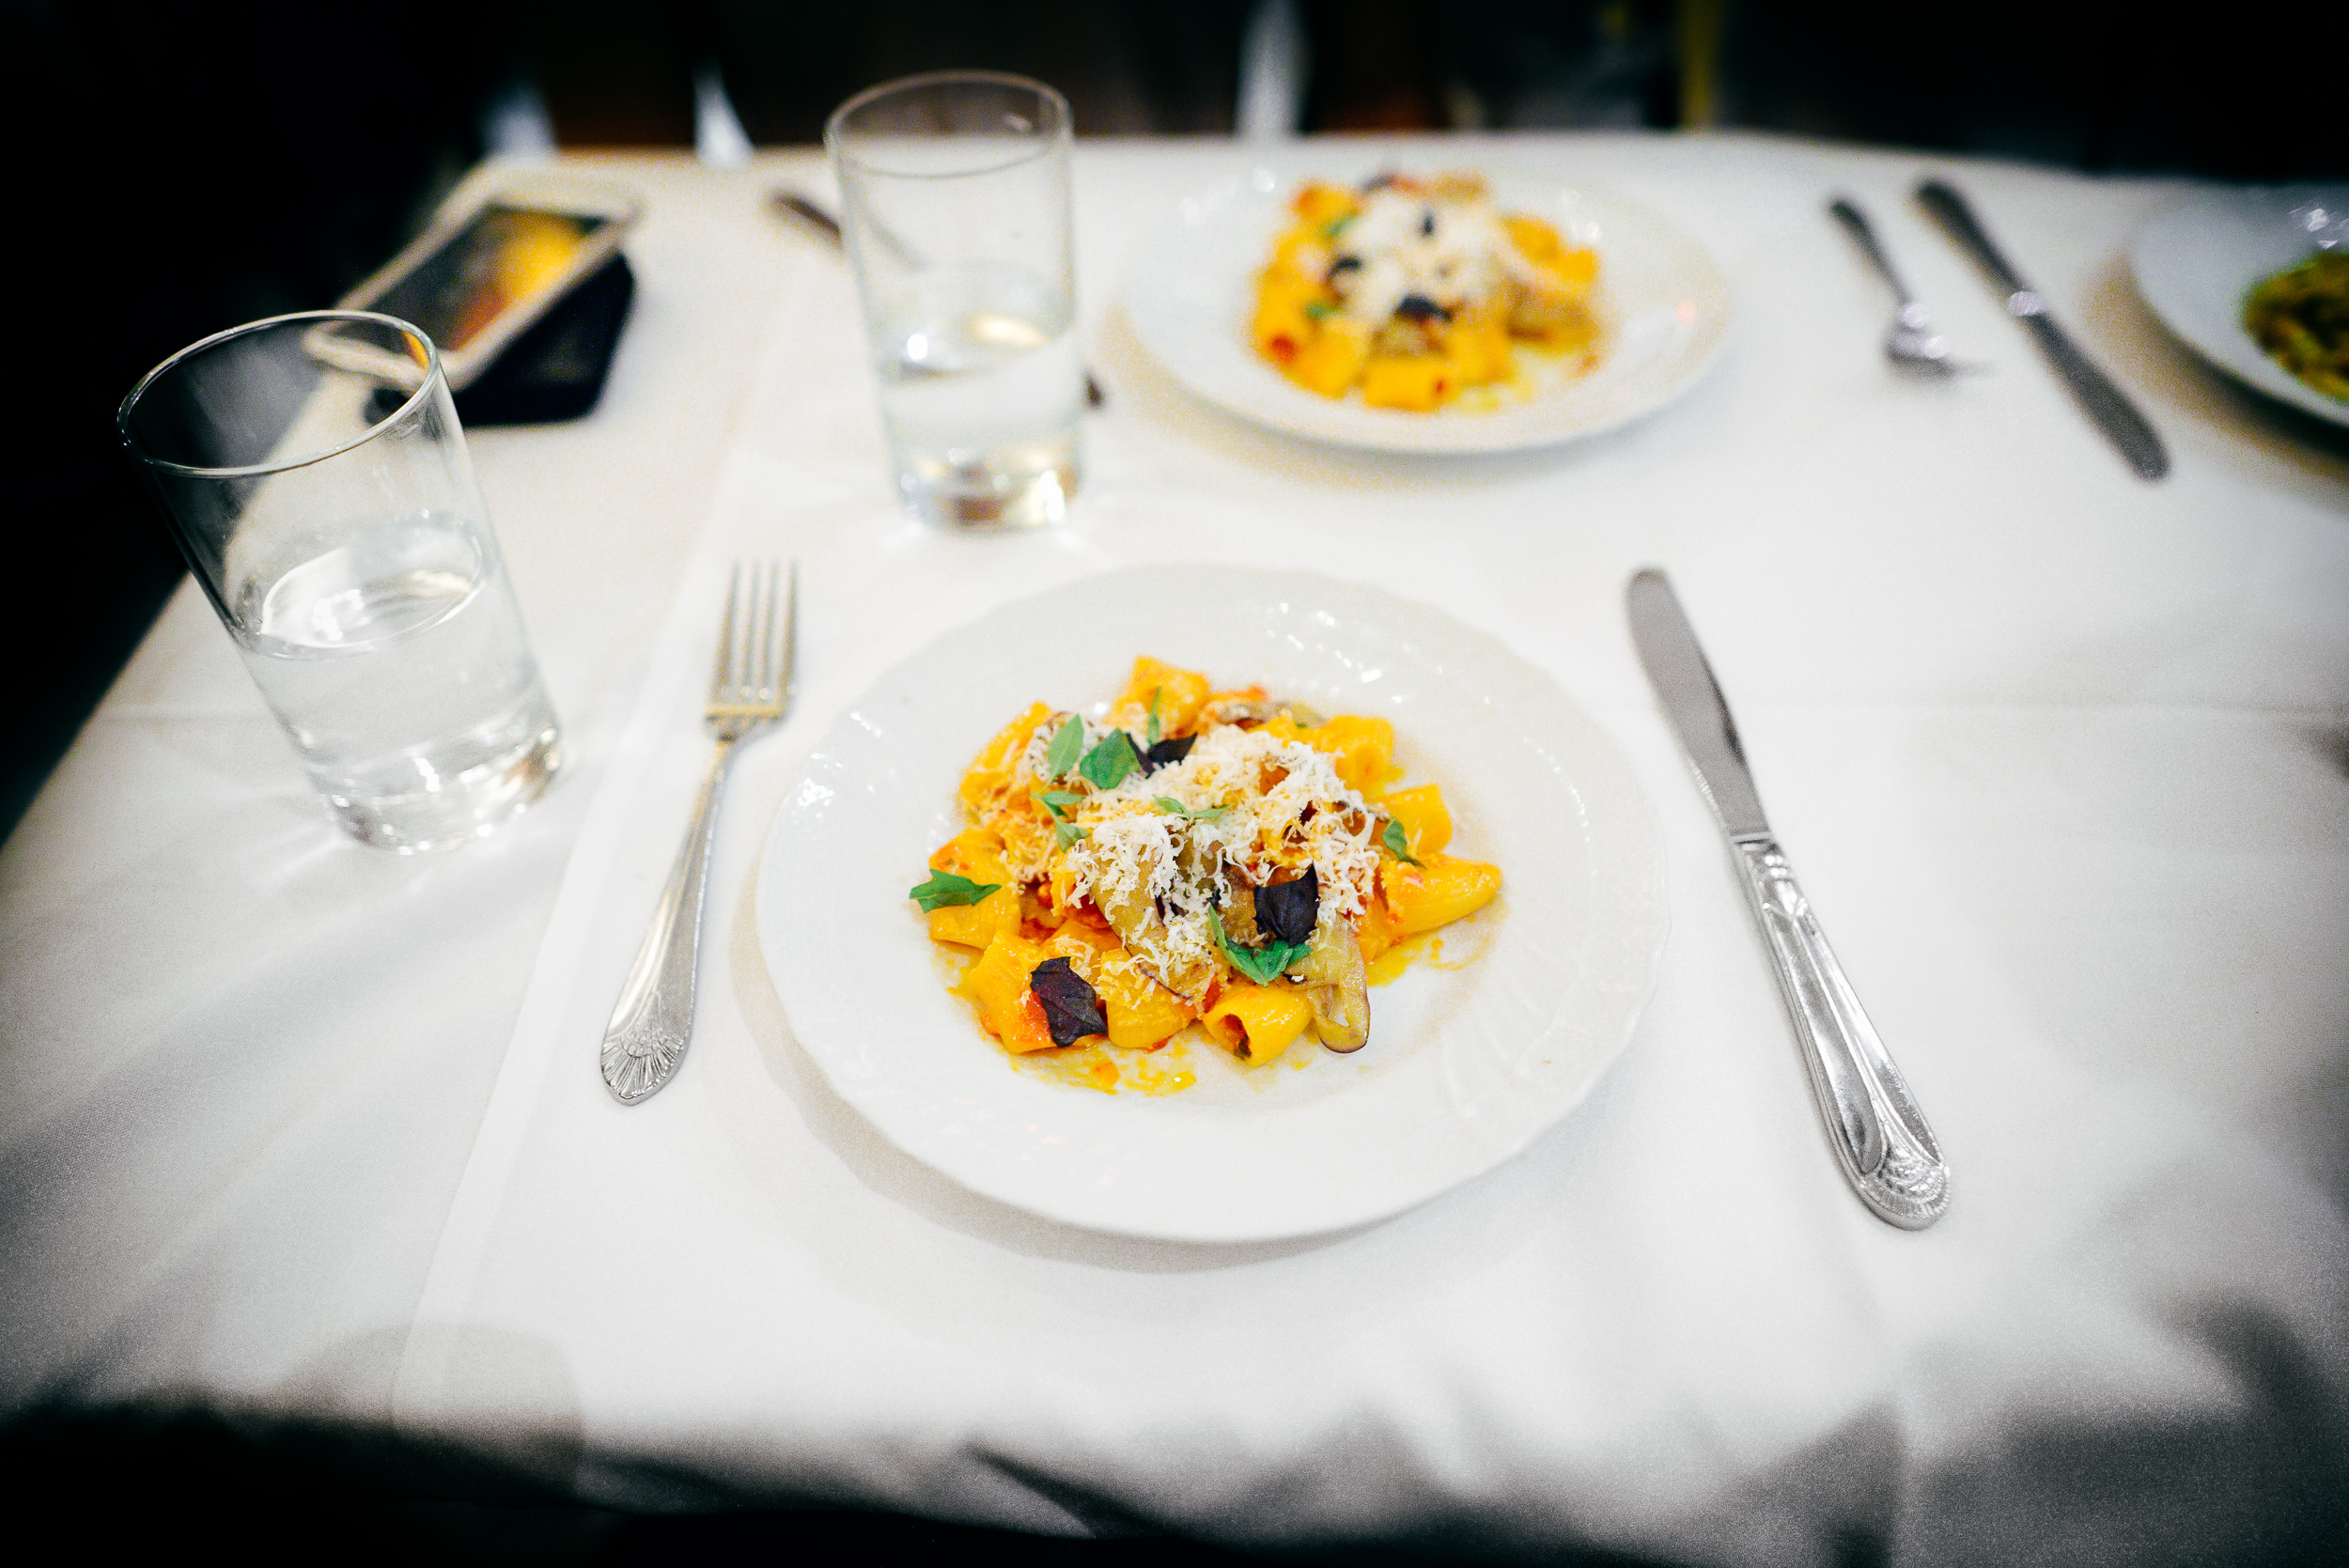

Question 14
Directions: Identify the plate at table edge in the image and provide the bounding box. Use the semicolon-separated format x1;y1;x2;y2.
755;564;1668;1243
2129;183;2349;429
1120;158;1733;455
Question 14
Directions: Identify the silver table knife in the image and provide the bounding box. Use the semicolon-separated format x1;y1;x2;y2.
1916;179;2168;481
1626;568;1950;1229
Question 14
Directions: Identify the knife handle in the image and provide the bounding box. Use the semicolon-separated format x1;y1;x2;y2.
1916;179;2030;299
1731;835;1951;1229
1917;179;2169;480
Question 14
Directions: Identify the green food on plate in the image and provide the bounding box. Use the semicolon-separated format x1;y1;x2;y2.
2243;252;2349;402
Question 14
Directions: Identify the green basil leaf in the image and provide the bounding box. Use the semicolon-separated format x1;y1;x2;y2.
1382;817;1423;866
1054;819;1088;847
1209;904;1308;985
1079;731;1139;790
1146;688;1162;747
1208;904;1262;979
1044;716;1085;780
1243;940;1311;986
1039;789;1084;820
1154;795;1229;823
909;870;1002;913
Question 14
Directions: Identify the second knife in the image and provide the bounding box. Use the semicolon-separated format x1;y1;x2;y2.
1917;178;2168;481
1626;568;1950;1229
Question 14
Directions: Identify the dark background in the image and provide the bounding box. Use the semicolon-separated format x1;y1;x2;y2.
6;0;2345;1555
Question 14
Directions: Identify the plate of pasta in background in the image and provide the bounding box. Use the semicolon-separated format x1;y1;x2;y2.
1121;162;1731;454
2130;184;2349;427
758;564;1668;1242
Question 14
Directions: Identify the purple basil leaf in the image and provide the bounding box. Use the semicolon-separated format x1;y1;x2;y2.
1029;956;1108;1048
1143;734;1196;771
1254;866;1319;946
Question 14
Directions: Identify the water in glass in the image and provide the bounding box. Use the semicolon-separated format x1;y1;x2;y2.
233;510;559;849
878;268;1081;528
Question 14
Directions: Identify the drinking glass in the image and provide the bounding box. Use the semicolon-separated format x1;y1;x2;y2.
827;71;1082;529
119;310;561;851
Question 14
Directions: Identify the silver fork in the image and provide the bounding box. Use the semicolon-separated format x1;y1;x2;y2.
601;560;798;1105
1828;195;1977;377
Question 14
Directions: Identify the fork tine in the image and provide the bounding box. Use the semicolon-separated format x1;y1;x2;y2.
711;563;741;702
739;564;765;704
776;561;799;709
706;561;799;718
752;561;777;701
742;564;761;699
766;553;785;694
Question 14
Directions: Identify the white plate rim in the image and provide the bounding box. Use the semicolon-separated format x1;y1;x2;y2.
755;564;1669;1243
2128;183;2349;428
1119;157;1733;454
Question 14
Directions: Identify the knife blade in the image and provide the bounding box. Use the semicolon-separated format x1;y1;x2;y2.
1626;568;1951;1229
1916;179;2168;481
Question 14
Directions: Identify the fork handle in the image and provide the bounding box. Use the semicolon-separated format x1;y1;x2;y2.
600;737;739;1104
1828;196;1919;307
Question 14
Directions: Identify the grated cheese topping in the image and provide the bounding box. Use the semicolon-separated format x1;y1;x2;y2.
1331;182;1554;332
1061;723;1381;990
1013;710;1116;791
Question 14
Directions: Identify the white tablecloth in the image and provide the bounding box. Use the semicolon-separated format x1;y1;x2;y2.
6;135;2346;1563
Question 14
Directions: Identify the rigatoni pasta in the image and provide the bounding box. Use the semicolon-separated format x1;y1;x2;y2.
910;657;1502;1084
1252;171;1602;411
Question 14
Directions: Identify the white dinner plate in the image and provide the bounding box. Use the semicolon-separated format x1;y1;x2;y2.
1120;159;1732;454
757;565;1668;1242
2130;184;2349;427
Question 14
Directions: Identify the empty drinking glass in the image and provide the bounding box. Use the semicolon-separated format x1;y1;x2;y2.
119;310;561;851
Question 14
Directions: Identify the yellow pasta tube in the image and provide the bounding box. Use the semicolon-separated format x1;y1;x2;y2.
1504;213;1563;261
1085;950;1192;1049
1439;304;1513;387
1291;181;1358;226
927;886;1019;950
1252;273;1325;364
1204;981;1315;1063
1356;895;1397;964
1309;714;1400;796
1384;854;1501;937
1285;316;1373;397
1045;924;1117;967
1543;247;1600;298
1380;784;1453;856
960;702;1052;815
1110;657;1211;737
1361;356;1453;411
957;932;1057;1053
928;827;1011;884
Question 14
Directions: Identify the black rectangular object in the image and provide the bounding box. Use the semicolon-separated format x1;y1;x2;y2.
452;254;634;427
